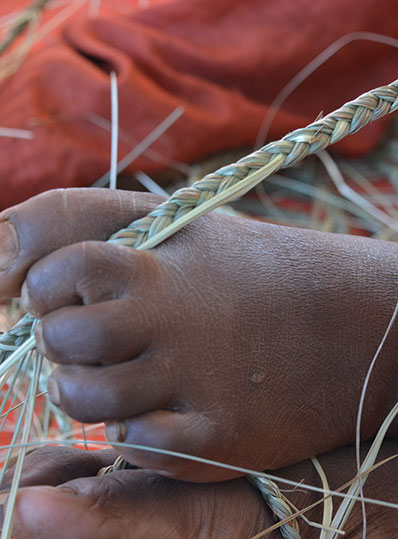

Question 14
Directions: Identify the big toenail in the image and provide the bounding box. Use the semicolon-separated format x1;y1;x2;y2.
106;421;127;443
0;221;18;271
47;377;60;407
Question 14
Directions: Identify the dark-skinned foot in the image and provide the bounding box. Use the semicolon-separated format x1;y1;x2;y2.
2;442;398;538
0;188;398;480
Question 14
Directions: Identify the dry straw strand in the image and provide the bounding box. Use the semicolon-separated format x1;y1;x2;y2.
254;32;398;149
92;106;185;187
0;0;86;83
0;0;51;55
109;71;119;190
353;299;398;539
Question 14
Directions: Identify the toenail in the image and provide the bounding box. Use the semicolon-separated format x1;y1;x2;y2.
35;323;47;358
106;421;127;443
47;377;60;407
21;280;33;314
0;221;18;271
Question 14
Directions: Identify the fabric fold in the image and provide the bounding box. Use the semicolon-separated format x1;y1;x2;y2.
0;0;397;208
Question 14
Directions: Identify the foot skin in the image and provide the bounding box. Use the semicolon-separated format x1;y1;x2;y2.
1;188;398;480
1;447;271;539
2;442;398;539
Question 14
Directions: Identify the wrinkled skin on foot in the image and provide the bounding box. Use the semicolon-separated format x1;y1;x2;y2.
1;442;398;538
1;188;398;480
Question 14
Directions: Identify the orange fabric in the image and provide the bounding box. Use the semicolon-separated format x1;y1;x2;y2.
0;0;397;208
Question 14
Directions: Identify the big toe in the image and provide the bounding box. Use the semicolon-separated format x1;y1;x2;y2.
7;472;188;539
6;470;269;539
8;477;153;539
7;485;111;539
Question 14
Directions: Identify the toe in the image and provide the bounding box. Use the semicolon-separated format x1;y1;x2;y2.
22;241;157;318
1;447;117;490
35;299;153;366
8;471;270;539
0;189;163;298
105;410;232;482
48;357;173;423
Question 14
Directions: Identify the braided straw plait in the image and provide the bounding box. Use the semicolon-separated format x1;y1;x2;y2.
0;314;36;353
108;79;398;249
248;476;301;539
0;78;398;539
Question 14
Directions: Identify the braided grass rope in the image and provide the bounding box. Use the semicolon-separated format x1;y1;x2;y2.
108;79;398;249
98;454;137;476
0;77;398;538
248;476;301;539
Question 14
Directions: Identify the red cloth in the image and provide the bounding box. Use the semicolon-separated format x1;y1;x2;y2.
0;0;397;209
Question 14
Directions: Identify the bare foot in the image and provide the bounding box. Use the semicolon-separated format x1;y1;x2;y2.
1;442;398;538
0;189;398;480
